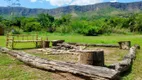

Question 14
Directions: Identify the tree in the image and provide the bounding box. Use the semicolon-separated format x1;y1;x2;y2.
20;17;41;32
60;14;71;25
37;13;55;32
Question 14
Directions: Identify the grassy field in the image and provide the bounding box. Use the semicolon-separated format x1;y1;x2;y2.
0;33;142;80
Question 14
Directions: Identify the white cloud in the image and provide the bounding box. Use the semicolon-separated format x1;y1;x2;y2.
70;0;103;5
49;0;72;6
30;0;37;2
110;0;117;3
30;0;104;6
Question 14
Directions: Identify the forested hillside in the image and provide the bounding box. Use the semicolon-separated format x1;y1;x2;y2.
0;1;142;35
0;1;142;17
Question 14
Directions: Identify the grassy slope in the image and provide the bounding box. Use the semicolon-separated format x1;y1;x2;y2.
0;34;142;79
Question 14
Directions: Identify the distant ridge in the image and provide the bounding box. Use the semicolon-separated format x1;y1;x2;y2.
0;1;142;17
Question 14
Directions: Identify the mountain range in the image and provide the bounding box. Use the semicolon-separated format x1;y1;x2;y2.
0;1;142;18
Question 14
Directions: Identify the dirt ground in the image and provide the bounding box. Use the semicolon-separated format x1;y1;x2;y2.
25;46;128;65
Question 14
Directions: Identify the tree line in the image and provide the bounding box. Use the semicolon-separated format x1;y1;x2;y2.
0;13;142;35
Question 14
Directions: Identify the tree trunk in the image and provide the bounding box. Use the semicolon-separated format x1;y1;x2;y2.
78;50;104;66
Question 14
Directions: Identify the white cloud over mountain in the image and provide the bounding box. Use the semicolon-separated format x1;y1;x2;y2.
30;0;104;6
49;0;72;6
71;0;103;5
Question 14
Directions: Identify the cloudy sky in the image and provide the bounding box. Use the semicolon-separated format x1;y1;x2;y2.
0;0;142;9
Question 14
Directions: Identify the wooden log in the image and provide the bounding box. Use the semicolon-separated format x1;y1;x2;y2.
43;38;50;48
109;46;137;73
0;47;118;79
134;44;140;49
0;27;4;35
78;50;104;66
57;43;79;50
68;43;119;48
43;41;50;48
118;41;131;50
51;40;65;46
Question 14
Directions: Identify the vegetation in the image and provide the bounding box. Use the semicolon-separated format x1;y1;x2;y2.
1;12;142;36
0;1;142;79
0;53;52;80
0;34;142;79
1;2;142;36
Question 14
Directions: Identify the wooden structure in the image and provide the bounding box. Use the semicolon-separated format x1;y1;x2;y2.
0;26;4;35
68;43;119;48
78;50;104;66
109;46;138;73
118;41;131;50
0;47;118;80
6;34;43;49
0;43;139;79
43;38;50;48
51;40;65;46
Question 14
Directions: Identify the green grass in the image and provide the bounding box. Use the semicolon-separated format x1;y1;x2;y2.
0;33;142;79
0;53;52;80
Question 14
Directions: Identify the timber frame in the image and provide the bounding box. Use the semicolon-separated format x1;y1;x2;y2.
6;34;43;49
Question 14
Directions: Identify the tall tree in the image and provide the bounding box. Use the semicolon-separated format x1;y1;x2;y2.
37;13;55;32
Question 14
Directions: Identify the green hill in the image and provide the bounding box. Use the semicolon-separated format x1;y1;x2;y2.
0;1;142;18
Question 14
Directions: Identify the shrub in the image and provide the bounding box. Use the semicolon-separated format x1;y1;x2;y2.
10;26;23;34
56;25;72;33
23;22;41;32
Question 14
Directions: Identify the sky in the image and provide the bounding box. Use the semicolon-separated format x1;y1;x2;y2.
0;0;142;9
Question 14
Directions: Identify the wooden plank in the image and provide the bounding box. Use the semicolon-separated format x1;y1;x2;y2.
14;40;42;43
0;47;118;79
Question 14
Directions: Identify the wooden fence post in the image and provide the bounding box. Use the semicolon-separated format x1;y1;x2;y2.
36;34;38;48
11;36;14;49
6;34;9;48
43;37;50;48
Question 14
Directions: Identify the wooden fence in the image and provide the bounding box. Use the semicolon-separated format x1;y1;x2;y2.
6;34;43;49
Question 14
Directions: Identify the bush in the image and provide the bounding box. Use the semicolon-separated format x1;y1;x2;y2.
84;26;102;36
56;25;72;33
23;22;41;32
10;26;23;34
